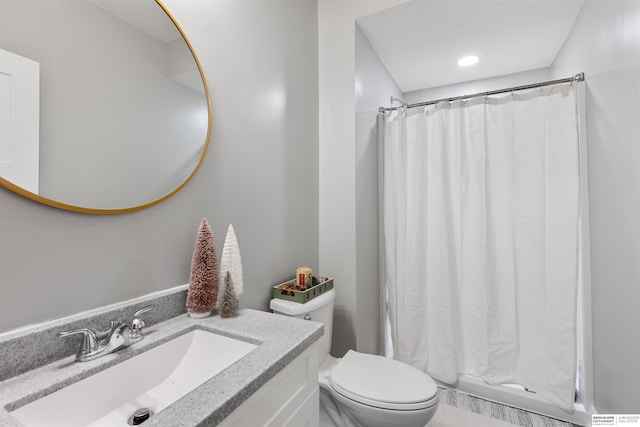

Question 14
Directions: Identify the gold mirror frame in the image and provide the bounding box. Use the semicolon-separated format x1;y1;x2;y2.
0;0;211;214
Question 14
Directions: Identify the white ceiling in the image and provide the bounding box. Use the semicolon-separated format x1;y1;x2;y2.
357;0;585;93
87;0;181;44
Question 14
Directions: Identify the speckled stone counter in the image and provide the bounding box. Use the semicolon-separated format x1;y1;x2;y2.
0;285;191;382
0;309;323;427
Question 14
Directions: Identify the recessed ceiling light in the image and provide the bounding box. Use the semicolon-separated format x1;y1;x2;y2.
458;55;479;67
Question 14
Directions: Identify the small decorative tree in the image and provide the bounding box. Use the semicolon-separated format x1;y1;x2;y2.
219;224;244;298
219;271;239;318
186;218;218;318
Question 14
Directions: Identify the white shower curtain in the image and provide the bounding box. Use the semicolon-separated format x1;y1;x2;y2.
380;82;584;412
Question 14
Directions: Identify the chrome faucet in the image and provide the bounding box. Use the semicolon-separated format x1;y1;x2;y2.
58;305;154;362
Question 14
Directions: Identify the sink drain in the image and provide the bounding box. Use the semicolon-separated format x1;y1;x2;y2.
127;408;155;425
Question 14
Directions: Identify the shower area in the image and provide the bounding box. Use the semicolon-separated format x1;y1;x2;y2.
378;74;591;425
354;0;595;425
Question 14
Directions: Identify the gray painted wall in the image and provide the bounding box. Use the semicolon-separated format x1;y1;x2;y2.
318;0;410;359
354;24;403;355
0;0;319;334
551;0;640;414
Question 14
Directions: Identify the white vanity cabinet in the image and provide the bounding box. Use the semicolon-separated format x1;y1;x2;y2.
218;341;319;427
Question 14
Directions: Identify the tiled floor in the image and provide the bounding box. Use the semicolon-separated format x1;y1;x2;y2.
319;387;579;427
436;388;578;427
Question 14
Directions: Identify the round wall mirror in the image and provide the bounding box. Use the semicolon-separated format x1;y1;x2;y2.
0;0;210;213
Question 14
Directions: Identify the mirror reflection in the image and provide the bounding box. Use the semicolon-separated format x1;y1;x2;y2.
0;0;209;211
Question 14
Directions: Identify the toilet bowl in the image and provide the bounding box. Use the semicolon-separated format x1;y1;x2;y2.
270;289;439;427
318;351;438;427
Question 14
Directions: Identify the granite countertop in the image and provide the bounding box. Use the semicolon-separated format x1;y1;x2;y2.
0;309;323;426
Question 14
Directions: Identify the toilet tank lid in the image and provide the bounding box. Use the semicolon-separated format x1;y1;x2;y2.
270;288;335;315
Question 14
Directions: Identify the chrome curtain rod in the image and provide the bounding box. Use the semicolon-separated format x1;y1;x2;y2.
379;72;584;113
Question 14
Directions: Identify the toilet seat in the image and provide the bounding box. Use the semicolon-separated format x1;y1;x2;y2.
328;350;438;411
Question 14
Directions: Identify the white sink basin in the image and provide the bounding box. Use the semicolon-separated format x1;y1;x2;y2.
10;329;257;427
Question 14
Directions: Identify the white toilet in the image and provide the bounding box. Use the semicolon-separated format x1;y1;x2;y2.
270;289;439;427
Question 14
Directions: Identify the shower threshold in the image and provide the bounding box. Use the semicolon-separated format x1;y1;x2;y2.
441;375;590;426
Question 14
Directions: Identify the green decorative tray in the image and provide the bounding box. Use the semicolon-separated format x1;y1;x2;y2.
272;276;334;304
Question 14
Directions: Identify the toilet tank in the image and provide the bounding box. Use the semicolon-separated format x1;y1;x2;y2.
270;289;335;359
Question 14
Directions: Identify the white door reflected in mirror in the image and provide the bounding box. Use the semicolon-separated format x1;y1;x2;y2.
0;48;39;194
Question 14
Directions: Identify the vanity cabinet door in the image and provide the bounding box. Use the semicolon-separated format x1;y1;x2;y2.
218;341;319;427
282;387;320;427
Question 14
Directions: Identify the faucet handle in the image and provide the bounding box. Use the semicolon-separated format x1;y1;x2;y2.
130;304;155;339
133;304;155;318
57;328;101;360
